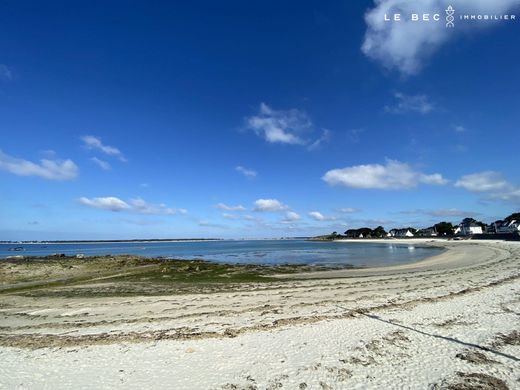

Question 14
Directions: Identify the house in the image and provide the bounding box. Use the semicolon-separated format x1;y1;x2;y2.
416;227;437;237
497;219;520;233
456;221;483;236
388;228;415;238
486;224;497;233
488;220;503;233
509;220;520;232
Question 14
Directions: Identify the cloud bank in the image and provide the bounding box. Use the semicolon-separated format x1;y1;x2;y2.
283;211;301;222
322;159;447;190
80;196;186;215
253;198;289;212
214;203;247;211
455;171;520;203
0;150;78;180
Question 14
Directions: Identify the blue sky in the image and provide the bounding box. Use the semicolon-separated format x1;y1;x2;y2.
1;0;519;240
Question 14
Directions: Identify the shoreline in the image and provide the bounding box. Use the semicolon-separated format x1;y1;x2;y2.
1;240;519;388
275;238;490;279
1;239;223;245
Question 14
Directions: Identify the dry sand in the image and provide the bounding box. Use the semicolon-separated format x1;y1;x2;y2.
1;240;519;389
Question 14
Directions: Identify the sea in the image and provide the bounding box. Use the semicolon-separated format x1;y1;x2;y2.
0;239;442;268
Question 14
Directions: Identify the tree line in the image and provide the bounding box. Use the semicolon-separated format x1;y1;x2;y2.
323;212;520;239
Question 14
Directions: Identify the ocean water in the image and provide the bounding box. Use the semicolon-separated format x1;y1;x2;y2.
0;240;442;267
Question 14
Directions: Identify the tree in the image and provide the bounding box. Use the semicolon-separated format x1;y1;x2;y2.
434;222;454;236
344;229;357;238
505;212;520;223
461;217;487;230
373;226;387;238
330;231;339;238
358;227;372;238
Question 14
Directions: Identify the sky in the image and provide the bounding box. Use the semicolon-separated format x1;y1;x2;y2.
1;0;520;240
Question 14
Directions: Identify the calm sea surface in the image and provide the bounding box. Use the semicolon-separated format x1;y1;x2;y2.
0;240;442;267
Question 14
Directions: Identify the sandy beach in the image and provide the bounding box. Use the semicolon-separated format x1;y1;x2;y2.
1;239;520;389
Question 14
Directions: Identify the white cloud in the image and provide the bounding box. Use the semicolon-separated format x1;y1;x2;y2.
495;189;520;203
198;220;228;229
283;211;301;222
455;171;520;204
307;129;331;151
129;197;186;215
253;198;289;212
385;92;434;114
81;135;126;162
401;208;479;217
322;159;447;190
235;166;257;178
214;203;246;211
455;171;509;192
426;208;470;217
420;173;448;185
246;103;309;145
246;103;330;148
90;157;111;170
362;0;520;75
222;213;240;220
79;197;130;212
453;125;467;133
338;207;360;213
0;150;78;180
308;211;336;221
121;219;164;226
80;196;186;215
0;64;13;81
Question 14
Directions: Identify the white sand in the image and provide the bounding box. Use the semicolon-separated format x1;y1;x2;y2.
1;240;520;389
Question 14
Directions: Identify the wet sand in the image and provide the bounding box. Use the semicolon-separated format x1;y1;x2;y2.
0;240;519;389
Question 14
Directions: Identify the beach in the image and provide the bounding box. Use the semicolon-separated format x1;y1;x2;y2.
1;239;519;389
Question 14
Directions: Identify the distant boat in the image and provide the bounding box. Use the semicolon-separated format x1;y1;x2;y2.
8;246;25;251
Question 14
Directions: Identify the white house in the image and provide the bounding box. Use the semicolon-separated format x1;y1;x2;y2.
457;222;483;236
497;220;520;233
509;220;520;232
401;229;414;237
389;228;415;238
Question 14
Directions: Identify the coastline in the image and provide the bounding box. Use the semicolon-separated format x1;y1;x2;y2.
277;238;497;279
1;240;519;388
1;239;223;245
